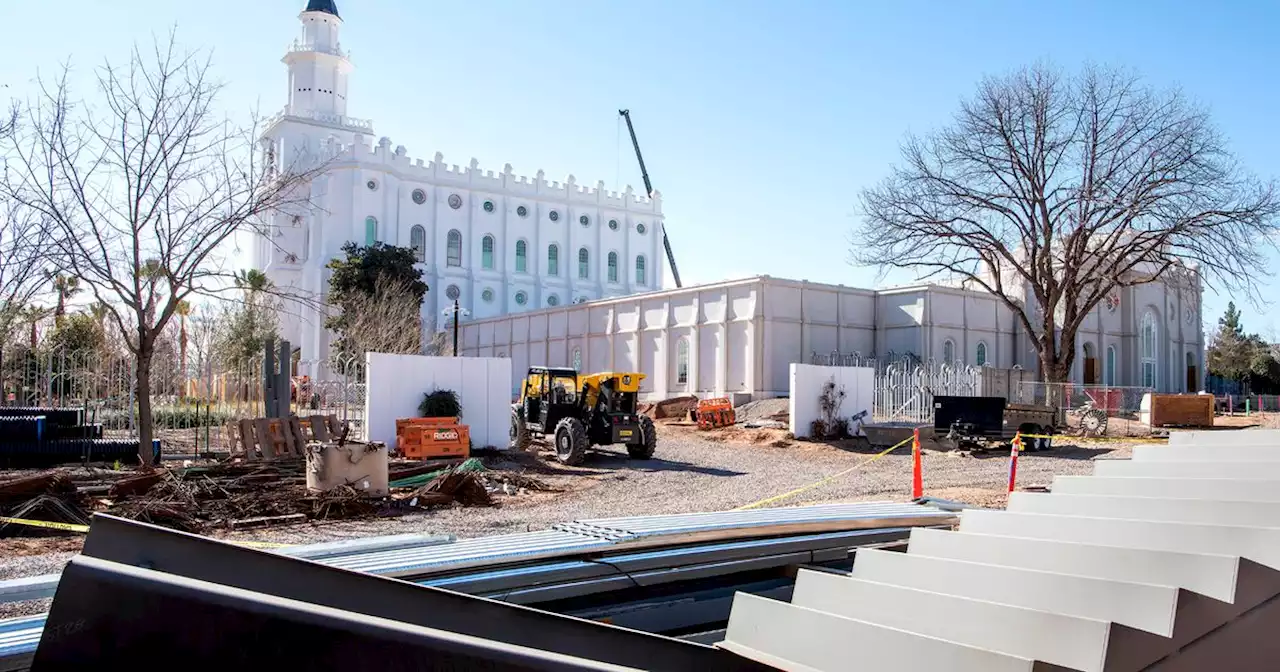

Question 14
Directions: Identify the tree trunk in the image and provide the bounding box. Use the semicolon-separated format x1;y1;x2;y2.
136;339;155;465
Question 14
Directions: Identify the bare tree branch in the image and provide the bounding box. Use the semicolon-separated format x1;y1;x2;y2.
0;32;327;458
853;63;1280;383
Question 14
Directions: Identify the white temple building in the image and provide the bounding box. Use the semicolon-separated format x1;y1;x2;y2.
252;0;667;374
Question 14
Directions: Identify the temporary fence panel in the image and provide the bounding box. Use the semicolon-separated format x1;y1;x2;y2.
364;353;512;450
788;364;873;439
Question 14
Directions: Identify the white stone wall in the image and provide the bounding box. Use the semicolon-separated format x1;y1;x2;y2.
460;274;1204;402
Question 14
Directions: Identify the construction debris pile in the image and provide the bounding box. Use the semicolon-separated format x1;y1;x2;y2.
0;456;556;537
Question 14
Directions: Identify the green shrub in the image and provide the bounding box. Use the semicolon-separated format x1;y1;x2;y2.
418;389;462;418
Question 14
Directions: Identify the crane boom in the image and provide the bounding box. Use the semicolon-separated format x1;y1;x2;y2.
618;109;683;288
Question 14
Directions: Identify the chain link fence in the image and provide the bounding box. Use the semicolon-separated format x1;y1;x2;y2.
1016;382;1155;437
0;346;365;455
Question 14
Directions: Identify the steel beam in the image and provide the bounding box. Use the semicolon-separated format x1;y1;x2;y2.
35;556;635;671
66;514;766;671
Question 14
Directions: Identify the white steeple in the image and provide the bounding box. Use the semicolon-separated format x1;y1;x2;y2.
283;0;352;117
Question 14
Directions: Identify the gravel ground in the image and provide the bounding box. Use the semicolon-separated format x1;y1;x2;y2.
0;424;1134;618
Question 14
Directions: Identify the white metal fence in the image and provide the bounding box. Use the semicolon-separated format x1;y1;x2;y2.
0;346;366;453
811;352;982;424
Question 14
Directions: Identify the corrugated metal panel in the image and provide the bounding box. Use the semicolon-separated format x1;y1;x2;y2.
323;529;618;577
569;502;950;538
0;616;43;660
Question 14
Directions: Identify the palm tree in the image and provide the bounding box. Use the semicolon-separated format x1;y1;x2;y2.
234;269;271;296
21;304;52;349
51;274;82;318
176;300;192;384
88;302;110;330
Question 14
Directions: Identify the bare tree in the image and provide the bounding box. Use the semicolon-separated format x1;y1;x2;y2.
0;203;51;346
1;35;323;459
334;275;425;360
853;64;1279;385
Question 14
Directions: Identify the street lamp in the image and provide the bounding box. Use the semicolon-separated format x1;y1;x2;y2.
442;299;471;357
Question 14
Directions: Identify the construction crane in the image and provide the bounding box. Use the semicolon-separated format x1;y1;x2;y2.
618;109;683;288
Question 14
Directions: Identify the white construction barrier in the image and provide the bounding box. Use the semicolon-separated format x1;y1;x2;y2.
1007;492;1280;529
788;363;873;439
364;353;513;449
790;569;1115;672
1094;460;1280;479
722;592;1040;672
1133;444;1280;462
1171;429;1280;446
1052;475;1280;502
960;509;1280;570
850;548;1180;636
906;527;1240;603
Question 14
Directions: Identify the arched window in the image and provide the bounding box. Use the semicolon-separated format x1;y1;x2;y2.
607;252;618;283
942;339;955;365
515;240;527;273
409;225;426;262
1141;311;1158;388
578;248;589;279
1105;345;1117;386
975;342;987;367
481;235;495;270
635;255;646;285
676;339;689;386
547;244;559;276
364;216;377;246
446;230;462;267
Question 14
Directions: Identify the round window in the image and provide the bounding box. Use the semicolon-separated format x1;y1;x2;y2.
579;215;590;226
448;194;463;210
366;179;378;191
516;205;528;218
411;189;426;204
445;284;461;300
483;200;494;213
481;288;494;303
608;219;619;231
636;222;647;234
549;210;560;222
547;295;559;307
514;291;528;306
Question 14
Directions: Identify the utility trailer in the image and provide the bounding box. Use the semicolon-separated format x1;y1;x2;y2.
934;395;1060;451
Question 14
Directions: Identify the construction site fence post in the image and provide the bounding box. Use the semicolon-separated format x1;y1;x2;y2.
911;428;923;500
1007;432;1022;494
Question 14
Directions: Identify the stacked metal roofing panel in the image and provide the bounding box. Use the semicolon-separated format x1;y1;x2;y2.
722;431;1280;671
0;500;954;669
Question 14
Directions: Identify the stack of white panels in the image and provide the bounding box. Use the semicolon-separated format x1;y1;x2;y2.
721;429;1280;671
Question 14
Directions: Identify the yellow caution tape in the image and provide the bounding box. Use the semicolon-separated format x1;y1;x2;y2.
0;516;90;533
0;516;289;549
734;434;915;511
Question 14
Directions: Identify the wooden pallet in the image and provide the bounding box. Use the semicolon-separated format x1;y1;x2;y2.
230;414;349;460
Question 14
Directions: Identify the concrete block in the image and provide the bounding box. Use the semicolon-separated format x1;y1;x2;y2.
722;592;1043;672
906;527;1240;602
1008;492;1280;528
1093;460;1280;479
1133;445;1280;462
1170;429;1280;447
791;569;1116;671
851;548;1180;636
960;510;1280;570
1052;475;1280;502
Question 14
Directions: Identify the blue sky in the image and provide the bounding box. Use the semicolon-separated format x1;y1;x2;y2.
4;0;1278;338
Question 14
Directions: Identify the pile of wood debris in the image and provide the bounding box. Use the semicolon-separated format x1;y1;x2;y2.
0;457;556;536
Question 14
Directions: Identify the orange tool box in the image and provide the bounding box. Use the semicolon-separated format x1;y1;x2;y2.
396;417;470;460
696;398;736;430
